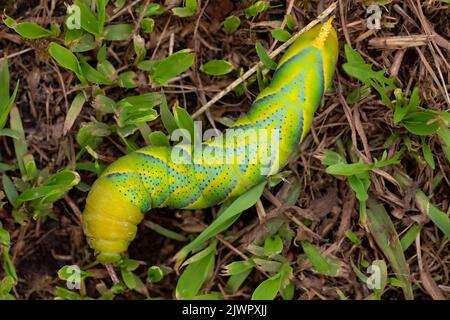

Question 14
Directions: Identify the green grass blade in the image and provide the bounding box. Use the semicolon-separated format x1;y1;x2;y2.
63;93;86;135
9;107;30;177
366;198;414;299
415;190;450;238
174;181;266;267
400;224;422;251
143;220;186;242
175;241;216;299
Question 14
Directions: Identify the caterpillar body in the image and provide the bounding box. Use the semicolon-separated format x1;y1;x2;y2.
82;20;339;263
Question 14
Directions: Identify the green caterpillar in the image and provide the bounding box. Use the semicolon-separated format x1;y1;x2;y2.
82;20;339;263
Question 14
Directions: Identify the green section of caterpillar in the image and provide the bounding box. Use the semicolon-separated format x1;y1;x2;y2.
82;21;339;263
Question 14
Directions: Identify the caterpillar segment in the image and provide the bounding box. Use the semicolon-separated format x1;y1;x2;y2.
82;19;339;263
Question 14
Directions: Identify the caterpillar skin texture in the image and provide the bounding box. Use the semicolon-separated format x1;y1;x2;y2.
82;21;339;262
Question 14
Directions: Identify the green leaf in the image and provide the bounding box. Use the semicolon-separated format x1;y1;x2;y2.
117;102;158;127
64;28;84;45
255;42;277;70
439;111;450;126
421;138;435;170
159;92;178;134
96;0;108;34
44;170;80;188
415;190;450;238
172;0;197;17
80;59;112;84
227;268;252;293
223;15;240;33
200;60;233;76
280;282;295;300
271;29;291;42
0;60;19;130
119;258;143;271
70;33;98;53
350;259;369;284
144;220;186;241
118;93;162;109
16;186;63;204
113;0;126;9
389;277;407;288
348;174;370;202
256;66;267;91
182;240;217;267
0;58;10;105
2;175;19;208
48;42;82;79
120;268;138;289
3;15;56;39
97;60;116;80
63;93;86;135
284;14;297;30
174;107;195;138
149;131;170;147
57;265;91;281
150;50;195;86
140;18;155;33
263;234;283;257
118;71;137;88
75;0;100;35
319;149;346;166
342;44;396;108
393;87;419;124
9;107;36;178
0;276;14;295
191;292;222;300
176;241;215;299
2;247;18;282
366;198;414;300
0;163;17;172
400;224;421;251
223;260;255;276
245;1;270;18
137;60;158;72
172;7;195;18
253;258;282;273
0;227;11;247
133;34;146;64
147;266;164;283
185;0;197;11
368;260;388;294
92;94;116;113
251;273;282;300
175;181;266;267
104;24;134;41
115;93;161;126
97;44;107;62
110;283;126;295
76;121;111;149
437;126;450;164
325;161;372;176
140;3;165;17
301;241;339;276
345;229;361;245
55;287;84;300
402;111;440;136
